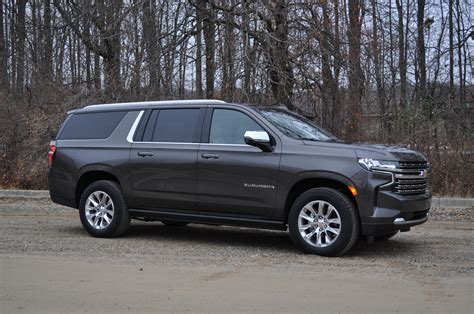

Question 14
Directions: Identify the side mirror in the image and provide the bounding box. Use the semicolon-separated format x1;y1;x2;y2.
244;131;273;152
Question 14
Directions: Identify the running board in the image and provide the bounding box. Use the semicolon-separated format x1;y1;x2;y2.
129;208;287;231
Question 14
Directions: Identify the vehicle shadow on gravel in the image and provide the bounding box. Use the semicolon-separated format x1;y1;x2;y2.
347;237;422;258
59;223;421;257
126;223;297;252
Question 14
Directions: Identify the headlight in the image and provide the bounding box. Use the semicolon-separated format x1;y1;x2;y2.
358;158;398;171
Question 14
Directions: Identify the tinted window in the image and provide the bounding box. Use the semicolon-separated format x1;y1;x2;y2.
59;111;126;139
149;109;200;143
141;110;159;142
209;109;263;144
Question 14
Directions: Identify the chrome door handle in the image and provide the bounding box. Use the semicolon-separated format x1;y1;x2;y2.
137;151;154;157
201;153;220;159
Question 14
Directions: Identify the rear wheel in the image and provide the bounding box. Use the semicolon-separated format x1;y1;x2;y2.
288;188;359;256
161;220;189;227
79;180;130;237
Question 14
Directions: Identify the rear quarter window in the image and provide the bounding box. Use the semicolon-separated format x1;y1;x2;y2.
58;111;127;140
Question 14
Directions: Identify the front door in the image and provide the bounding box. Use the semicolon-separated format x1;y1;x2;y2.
197;108;281;217
130;107;204;210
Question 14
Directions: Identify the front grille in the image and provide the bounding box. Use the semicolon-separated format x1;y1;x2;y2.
398;161;429;169
393;161;429;195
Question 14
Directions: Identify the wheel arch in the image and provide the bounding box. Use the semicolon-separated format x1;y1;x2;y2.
282;173;359;223
75;167;122;208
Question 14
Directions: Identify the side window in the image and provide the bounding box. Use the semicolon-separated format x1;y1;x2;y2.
142;109;200;143
58;111;126;139
209;109;263;144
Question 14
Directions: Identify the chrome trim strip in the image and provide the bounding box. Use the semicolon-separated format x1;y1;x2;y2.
373;170;395;188
126;110;144;143
133;141;199;145
394;173;428;179
130;142;250;146
394;214;429;226
86;99;225;109
201;143;250;147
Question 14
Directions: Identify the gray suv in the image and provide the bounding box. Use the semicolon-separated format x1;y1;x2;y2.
49;100;431;256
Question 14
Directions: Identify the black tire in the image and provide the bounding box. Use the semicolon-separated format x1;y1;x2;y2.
375;231;399;241
161;220;189;227
79;180;130;237
288;188;360;257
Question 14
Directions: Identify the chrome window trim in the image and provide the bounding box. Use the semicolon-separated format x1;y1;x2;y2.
126;110;144;143
201;143;250;147
126;109;261;147
132;141;199;145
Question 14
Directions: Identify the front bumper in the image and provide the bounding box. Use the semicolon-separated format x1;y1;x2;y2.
360;192;431;235
359;175;432;236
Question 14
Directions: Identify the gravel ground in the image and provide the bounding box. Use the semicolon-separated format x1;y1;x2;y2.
1;198;473;313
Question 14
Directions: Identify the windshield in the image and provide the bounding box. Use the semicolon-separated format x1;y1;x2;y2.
256;108;336;142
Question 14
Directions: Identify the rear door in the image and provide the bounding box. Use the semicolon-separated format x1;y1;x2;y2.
129;106;205;210
197;107;281;217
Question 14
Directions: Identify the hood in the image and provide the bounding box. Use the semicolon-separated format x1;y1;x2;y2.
353;143;427;161
303;140;427;162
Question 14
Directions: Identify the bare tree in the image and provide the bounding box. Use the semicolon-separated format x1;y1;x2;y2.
396;0;407;108
0;0;7;90
53;0;125;97
347;0;364;139
416;0;426;97
15;0;27;93
143;0;160;95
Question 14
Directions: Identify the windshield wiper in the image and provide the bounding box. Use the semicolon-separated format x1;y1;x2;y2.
297;137;323;142
298;137;341;142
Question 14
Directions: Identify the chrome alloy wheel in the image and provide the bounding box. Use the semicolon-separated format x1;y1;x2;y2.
298;200;341;247
85;191;114;230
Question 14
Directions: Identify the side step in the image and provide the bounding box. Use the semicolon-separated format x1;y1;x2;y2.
129;208;287;231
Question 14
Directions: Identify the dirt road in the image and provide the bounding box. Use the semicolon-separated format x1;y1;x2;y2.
1;198;473;313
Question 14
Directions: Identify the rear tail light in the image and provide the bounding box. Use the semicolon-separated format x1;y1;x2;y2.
48;141;57;166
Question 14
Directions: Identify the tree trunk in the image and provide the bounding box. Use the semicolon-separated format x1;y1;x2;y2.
104;0;122;97
371;0;385;132
143;0;159;95
320;0;339;132
455;0;463;103
10;0;16;89
15;0;26;93
242;0;251;100
195;4;203;99
42;0;53;82
396;0;407;108
222;8;235;100
199;0;215;99
0;0;7;90
371;0;384;109
416;0;426;97
266;0;294;109
448;0;454;100
94;53;100;90
347;0;364;140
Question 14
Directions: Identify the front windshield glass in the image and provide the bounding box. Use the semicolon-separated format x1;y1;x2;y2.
257;108;336;142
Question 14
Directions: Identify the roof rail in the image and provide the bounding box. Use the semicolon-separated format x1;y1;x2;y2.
84;99;226;110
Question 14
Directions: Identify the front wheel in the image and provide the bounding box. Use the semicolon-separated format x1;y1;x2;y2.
288;188;360;256
79;180;130;237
